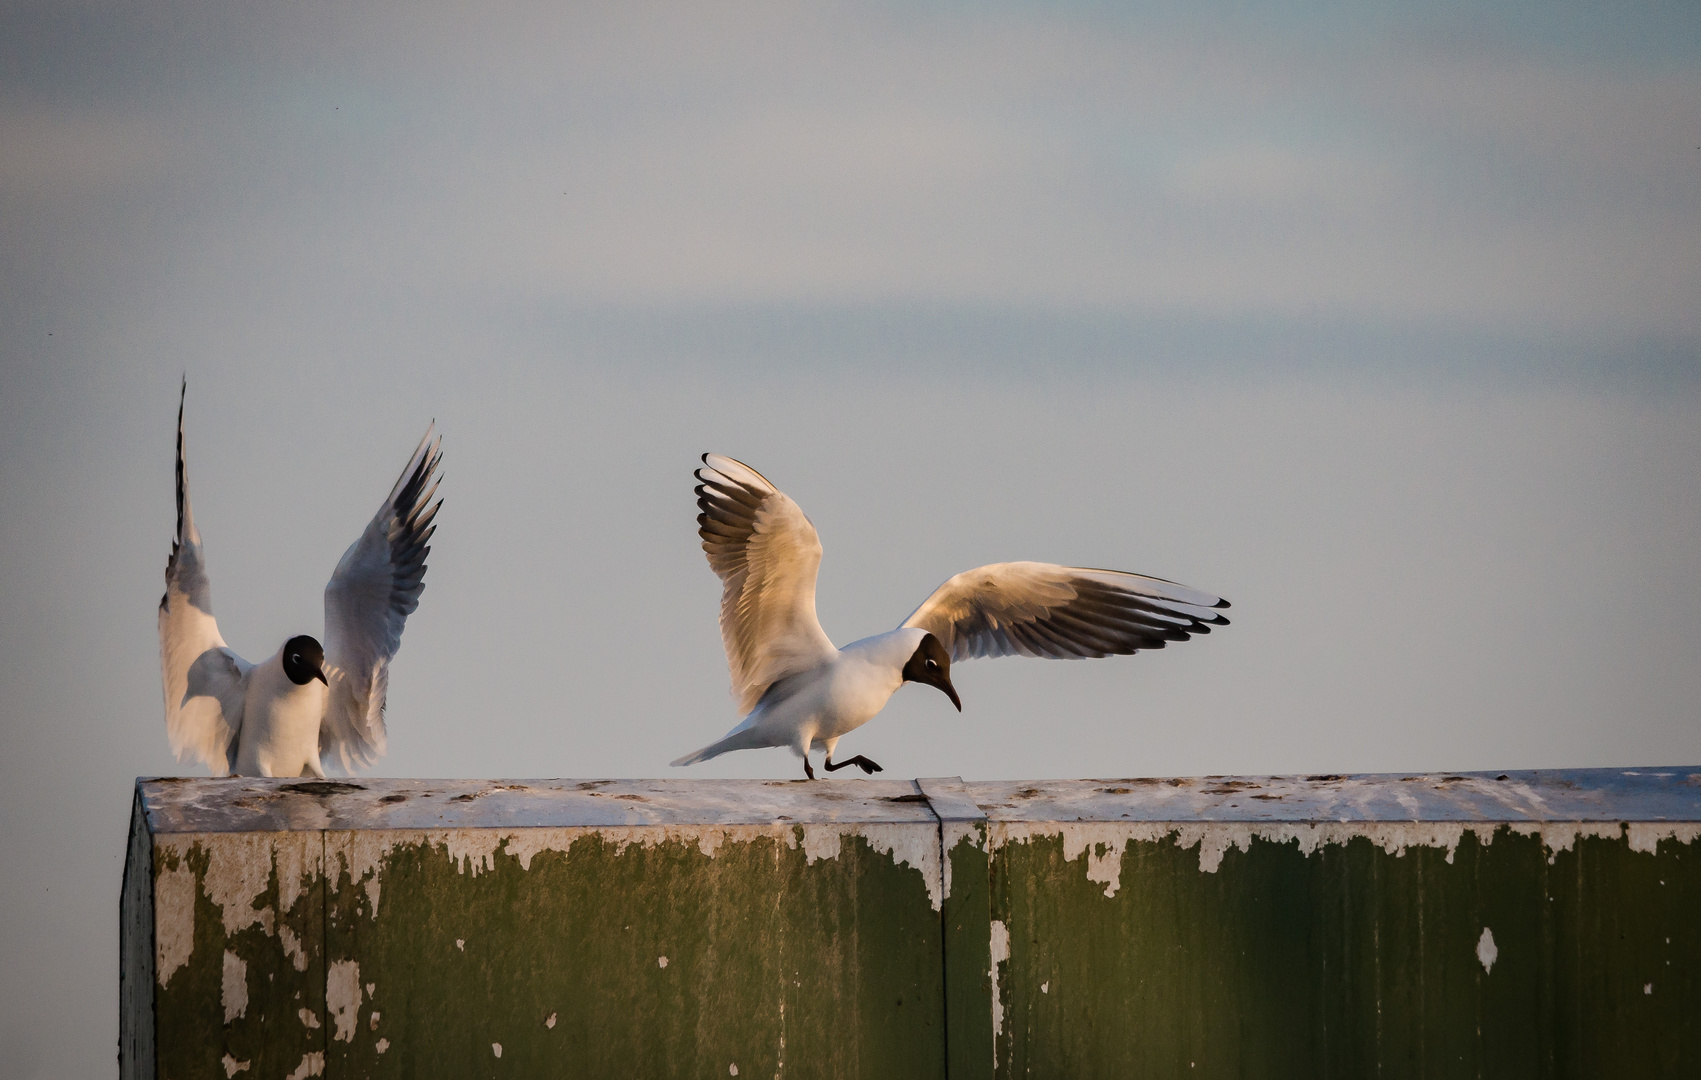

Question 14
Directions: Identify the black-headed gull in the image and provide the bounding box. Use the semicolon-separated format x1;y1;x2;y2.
672;454;1230;779
158;381;442;777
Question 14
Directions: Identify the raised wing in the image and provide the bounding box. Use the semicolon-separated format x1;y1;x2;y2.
696;454;837;713
320;424;443;772
159;380;250;773
902;561;1230;662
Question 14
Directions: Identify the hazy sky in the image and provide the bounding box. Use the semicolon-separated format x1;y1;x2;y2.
3;2;1699;1073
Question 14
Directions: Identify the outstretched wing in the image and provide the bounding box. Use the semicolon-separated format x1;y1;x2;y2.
159;380;250;773
902;561;1230;662
320;424;443;772
696;454;837;714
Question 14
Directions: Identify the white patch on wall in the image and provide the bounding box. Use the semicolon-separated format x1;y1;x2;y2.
297;1008;320;1030
658;956;668;968
492;1042;502;1058
326;960;362;1043
376;1038;390;1054
989;919;1011;1039
1628;823;1701;856
221;1053;251;1077
279;925;309;972
154;857;197;986
546;1011;557;1028
326;821;947;919
283;1051;324;1080
222;951;249;1023
987;819;1681;881
1477;927;1497;974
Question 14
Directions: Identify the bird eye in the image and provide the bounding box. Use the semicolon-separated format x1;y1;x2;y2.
926;659;938;670
291;654;301;664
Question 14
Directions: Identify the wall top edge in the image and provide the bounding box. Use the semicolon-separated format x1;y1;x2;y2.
135;768;1701;834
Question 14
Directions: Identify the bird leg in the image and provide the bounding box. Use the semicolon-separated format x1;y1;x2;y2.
824;754;883;775
802;757;816;780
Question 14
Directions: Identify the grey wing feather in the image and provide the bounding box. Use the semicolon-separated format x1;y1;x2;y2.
696;453;837;714
159;379;250;773
902;561;1230;662
320;424;443;772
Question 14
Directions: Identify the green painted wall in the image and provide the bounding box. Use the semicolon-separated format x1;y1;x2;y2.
121;774;1701;1079
988;827;1699;1078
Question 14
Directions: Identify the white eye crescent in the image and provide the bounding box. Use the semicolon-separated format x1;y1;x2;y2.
291;654;301;664
926;659;938;670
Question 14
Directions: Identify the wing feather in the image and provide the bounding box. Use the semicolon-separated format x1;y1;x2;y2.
320;424;443;772
158;380;249;773
902;561;1229;663
696;454;837;714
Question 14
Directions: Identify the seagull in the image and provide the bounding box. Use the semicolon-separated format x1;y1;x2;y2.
158;381;443;777
671;454;1230;779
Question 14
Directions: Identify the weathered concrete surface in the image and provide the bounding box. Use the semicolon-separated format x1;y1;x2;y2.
122;769;1701;1078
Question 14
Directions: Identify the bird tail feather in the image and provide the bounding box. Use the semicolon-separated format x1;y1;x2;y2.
670;726;767;768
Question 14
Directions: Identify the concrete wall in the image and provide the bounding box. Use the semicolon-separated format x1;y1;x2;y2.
121;770;1701;1078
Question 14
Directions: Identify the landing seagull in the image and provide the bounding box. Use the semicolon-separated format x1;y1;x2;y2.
671;454;1230;779
158;381;443;777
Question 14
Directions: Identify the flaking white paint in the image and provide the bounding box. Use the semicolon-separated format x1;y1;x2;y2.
987;820;1684;878
154;857;197;986
279;925;308;972
284;1051;324;1079
222;950;248;1023
221;1053;250;1077
297;1008;320;1030
989;919;1011;1039
329;822;944;914
327;960;362;1043
1627;823;1701;855
1477;928;1497;974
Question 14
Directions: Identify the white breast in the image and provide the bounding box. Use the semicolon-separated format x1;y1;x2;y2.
233;651;327;777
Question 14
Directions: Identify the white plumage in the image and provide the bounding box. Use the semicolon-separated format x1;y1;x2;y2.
158;381;442;776
672;454;1230;779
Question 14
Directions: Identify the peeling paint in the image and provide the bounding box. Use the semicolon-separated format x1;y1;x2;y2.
990;919;1011;1039
222;950;248;1023
493;1042;502;1057
221;1053;250;1077
283;1051;324;1079
280;925;308;972
940;822;980;901
154;856;196;986
1477;928;1497;974
987;819;1684;878
546;1011;557;1028
799;824;943;910
658;956;669;968
331;821;945;912
297;1007;320;1029
327;960;361;1043
1627;823;1701;855
376;1038;390;1054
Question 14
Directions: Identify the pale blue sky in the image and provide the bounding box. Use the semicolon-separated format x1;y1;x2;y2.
2;2;1699;1073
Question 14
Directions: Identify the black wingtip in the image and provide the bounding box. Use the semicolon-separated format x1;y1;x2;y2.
1214;598;1232;609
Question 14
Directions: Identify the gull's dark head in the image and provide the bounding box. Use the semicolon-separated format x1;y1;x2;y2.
902;632;960;711
282;635;328;686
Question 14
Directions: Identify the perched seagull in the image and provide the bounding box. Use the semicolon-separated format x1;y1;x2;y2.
671;454;1231;779
158;381;443;777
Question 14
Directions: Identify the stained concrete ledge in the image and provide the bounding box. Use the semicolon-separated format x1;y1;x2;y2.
123;768;1701;1079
